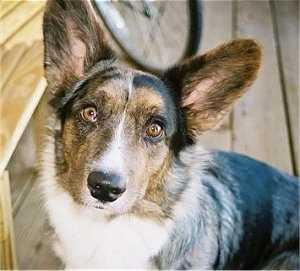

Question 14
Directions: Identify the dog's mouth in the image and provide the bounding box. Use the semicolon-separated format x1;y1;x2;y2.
92;203;105;210
80;187;130;215
82;198;112;213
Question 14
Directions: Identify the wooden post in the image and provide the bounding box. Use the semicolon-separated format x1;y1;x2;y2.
0;171;18;270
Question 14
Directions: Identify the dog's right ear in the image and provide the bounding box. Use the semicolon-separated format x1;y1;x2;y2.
43;0;114;91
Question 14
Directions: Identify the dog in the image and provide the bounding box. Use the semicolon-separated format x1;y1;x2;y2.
41;0;299;269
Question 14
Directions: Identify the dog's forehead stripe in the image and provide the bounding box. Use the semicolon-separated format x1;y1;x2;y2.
132;74;167;94
131;73;172;107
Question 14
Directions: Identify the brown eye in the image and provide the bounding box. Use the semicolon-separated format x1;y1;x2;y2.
81;107;97;122
146;123;164;138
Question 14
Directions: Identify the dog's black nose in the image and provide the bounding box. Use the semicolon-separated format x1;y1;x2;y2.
87;171;126;202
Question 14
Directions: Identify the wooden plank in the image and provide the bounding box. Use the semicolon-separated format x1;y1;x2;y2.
0;41;46;176
4;8;45;49
232;0;292;173
197;0;233;151
14;179;62;270
272;0;299;175
0;1;21;19
0;171;18;270
0;44;27;90
0;46;5;92
1;1;45;45
0;45;6;60
7;120;37;213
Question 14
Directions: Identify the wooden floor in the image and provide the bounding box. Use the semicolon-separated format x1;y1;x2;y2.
5;0;298;269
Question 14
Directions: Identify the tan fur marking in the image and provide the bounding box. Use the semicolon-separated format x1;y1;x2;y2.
131;87;165;109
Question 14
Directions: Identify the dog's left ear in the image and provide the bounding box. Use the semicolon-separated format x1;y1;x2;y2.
164;39;262;140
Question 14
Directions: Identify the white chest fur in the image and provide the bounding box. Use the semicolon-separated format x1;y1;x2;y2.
45;190;170;269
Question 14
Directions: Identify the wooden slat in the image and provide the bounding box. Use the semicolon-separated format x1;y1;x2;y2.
0;41;46;176
232;0;292;173
7;121;37;214
1;1;45;45
4;8;45;49
272;0;299;175
198;0;233;151
0;171;18;270
0;1;21;19
0;44;27;90
14;179;62;270
0;45;6;60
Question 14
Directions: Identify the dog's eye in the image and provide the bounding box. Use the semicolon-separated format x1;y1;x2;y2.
146;123;164;138
81;107;97;122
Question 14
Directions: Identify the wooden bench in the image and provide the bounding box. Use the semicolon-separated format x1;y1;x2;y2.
0;1;46;269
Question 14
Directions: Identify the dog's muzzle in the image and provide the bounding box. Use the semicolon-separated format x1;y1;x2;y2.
87;171;126;203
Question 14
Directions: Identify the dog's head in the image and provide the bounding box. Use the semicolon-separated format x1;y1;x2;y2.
43;0;261;216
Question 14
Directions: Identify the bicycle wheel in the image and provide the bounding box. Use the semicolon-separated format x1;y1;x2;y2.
93;0;202;75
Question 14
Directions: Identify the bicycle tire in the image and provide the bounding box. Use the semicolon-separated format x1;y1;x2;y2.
93;0;202;75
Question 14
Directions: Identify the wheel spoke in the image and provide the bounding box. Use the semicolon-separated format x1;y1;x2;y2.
142;1;167;58
94;0;201;72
